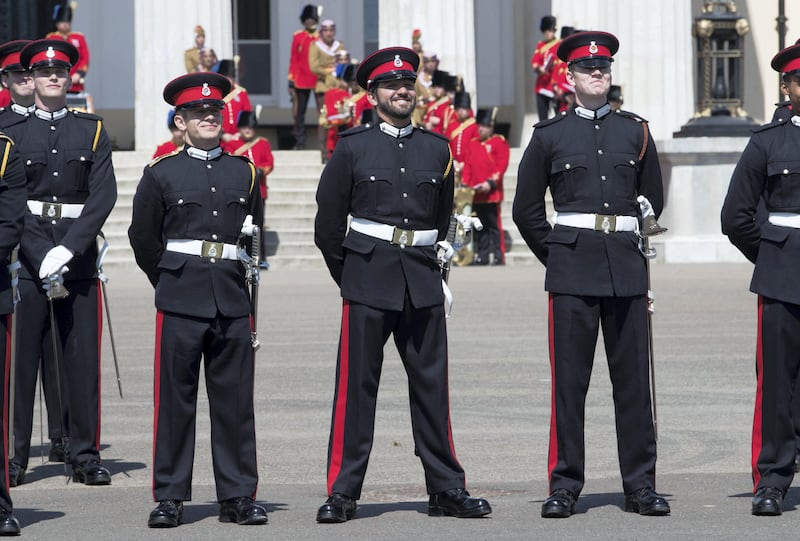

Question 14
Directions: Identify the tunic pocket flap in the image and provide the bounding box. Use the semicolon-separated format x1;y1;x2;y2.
343;230;377;255
551;154;586;174
767;161;800;176
612;153;639;168
164;190;202;208
547;226;580;245
157;249;188;270
64;150;94;165
761;223;792;243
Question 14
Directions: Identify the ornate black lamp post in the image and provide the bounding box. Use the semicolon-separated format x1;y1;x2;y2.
675;0;758;137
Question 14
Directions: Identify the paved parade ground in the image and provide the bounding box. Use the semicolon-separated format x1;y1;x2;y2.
8;262;797;540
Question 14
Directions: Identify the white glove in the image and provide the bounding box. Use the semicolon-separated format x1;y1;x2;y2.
39;245;74;279
436;240;454;265
240;214;258;236
455;214;484;232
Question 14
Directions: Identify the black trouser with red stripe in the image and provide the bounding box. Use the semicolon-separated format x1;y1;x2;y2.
326;298;465;499
13;278;101;468
752;296;800;495
547;293;656;496
0;314;14;512
152;310;258;503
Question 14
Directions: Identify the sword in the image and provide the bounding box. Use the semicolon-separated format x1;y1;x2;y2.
45;272;69;476
637;195;668;440
238;215;261;350
6;246;19;459
96;235;122;398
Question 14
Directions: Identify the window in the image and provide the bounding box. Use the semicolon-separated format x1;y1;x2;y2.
231;0;271;95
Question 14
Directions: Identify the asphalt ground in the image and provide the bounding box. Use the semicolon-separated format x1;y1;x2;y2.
7;261;794;540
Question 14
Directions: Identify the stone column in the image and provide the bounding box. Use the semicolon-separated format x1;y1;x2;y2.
134;0;232;152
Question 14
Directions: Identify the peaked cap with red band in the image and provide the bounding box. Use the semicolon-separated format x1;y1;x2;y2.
557;31;619;69
356;46;419;90
20;39;78;71
0;40;31;73
163;72;231;109
772;42;800;76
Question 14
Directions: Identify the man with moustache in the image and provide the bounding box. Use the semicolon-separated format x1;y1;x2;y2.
314;46;492;524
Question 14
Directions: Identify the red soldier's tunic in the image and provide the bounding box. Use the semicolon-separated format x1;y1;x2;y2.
551;58;574;113
462;133;510;255
321;87;351;159
530;38;559;98
222;85;252;136
288;29;319;90
0;89;9;108
46;31;90;93
351;90;371;126
423;96;455;135
152;141;181;160
446;116;478;165
226;137;274;200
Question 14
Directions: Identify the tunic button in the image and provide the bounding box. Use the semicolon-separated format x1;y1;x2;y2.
207;164;212;169
603;202;610;208
403;218;409;224
403;192;408;198
52;196;58;201
80;156;86;161
212;234;218;240
178;198;184;204
26;160;31;165
51;220;57;225
211;186;216;192
212;210;218;216
370;175;376;181
432;178;436;184
629;160;635;165
53;171;58;176
50;126;56;131
400;167;405;173
601;175;607;181
210;258;216;263
239;197;246;203
784;169;790;175
597;149;603;155
565;164;571;170
399;142;404;148
51;149;57;154
595;125;600;130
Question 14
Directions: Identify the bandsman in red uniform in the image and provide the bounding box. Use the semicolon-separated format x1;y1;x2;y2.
423;70;455;135
412;52;438;126
446;91;478;168
530;15;558;120
216;59;252;143
288;4;320;150
46;3;89;94
461;107;509;265
551;26;578;113
223;110;273;201
152;110;184;159
310;19;346;163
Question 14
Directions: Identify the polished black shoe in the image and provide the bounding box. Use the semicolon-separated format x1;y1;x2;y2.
316;493;357;523
428;488;492;518
48;438;68;463
219;496;268;525
542;488;576;518
7;463;24;488
624;488;671;516
752;487;783;516
72;460;111;485
148;500;183;528
0;508;20;536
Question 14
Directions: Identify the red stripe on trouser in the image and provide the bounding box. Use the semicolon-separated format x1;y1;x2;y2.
95;280;102;449
327;300;350;495
751;296;764;491
152;310;165;501
3;314;10;491
547;294;558;488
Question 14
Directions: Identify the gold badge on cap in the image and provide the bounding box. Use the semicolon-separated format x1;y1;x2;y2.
589;41;598;54
393;54;403;67
201;83;211;96
46;47;56;59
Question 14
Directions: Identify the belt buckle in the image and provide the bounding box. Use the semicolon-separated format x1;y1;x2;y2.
595;214;616;234
43;202;62;219
391;227;414;247
201;241;224;258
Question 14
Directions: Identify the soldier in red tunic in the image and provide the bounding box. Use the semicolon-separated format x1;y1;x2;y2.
423;70;455;135
152;110;184;159
45;4;90;94
530;15;558;120
288;4;320;149
446;91;478;168
216;59;252;143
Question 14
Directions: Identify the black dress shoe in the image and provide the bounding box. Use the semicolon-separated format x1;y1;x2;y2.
0;508;20;536
6;463;23;488
148;500;183;528
72;460;111;485
752;487;783;516
541;488;576;518
428;488;492;518
316;493;357;523
48;438;68;463
219;496;268;525
624;488;670;516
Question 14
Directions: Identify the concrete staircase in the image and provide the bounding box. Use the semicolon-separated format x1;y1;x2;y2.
103;147;541;269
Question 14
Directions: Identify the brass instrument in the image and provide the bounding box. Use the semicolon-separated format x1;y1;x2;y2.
451;166;476;266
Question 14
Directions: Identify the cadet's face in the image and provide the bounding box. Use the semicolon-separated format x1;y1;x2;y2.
1;70;34;98
32;67;70;98
368;79;416;125
175;106;223;149
781;75;800;112
567;65;612;104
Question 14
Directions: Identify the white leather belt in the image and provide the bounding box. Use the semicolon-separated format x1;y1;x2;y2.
27;200;84;219
555;212;638;234
166;239;238;260
350;217;438;246
768;212;800;228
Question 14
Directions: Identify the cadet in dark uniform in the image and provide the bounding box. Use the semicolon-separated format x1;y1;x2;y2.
721;41;800;516
0;123;31;537
3;39;116;486
314;46;492;523
513;31;669;518
129;72;267;528
0;40;35;126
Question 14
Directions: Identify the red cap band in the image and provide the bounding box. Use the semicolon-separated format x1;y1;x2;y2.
567;42;612;62
368;56;416;84
782;57;800;74
173;83;224;107
29;47;72;67
1;52;21;69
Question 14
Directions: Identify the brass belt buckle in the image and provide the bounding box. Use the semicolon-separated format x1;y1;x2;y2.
201;240;224;258
391;227;414;247
595;214;616;234
43;202;62;219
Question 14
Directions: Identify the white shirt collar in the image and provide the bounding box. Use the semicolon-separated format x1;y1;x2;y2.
791;115;800;128
574;103;611;121
11;103;35;116
186;146;223;160
379;122;413;138
34;107;68;121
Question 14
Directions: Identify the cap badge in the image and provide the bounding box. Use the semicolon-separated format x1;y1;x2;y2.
201;83;211;97
393;54;403;68
46;47;56;59
589;41;598;54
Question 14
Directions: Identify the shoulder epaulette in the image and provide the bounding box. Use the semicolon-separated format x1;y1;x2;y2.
69;109;103;121
416;126;450;142
148;150;181;167
614;109;648;123
0;133;12;145
339;124;373;137
534;111;567;129
753;117;789;133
